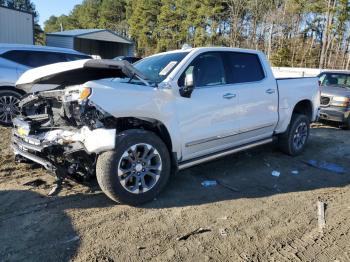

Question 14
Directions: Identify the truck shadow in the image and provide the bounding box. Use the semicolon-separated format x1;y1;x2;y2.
1;126;349;261
142;126;350;208
0;190;112;262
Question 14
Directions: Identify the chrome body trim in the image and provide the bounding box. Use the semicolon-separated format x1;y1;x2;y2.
179;138;273;170
185;124;275;147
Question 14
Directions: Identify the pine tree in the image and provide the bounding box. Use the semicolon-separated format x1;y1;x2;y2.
99;0;128;36
127;0;161;56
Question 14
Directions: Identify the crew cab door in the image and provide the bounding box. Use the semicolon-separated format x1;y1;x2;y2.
224;52;278;141
175;52;241;161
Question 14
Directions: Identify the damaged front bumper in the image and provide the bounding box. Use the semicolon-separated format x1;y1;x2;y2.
12;117;116;173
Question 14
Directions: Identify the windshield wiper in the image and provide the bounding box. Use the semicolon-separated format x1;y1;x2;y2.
127;73;151;86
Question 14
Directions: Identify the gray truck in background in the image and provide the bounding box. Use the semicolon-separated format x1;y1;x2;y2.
318;71;350;129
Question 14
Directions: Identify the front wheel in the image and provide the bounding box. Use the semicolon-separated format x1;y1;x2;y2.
278;114;310;156
96;129;171;206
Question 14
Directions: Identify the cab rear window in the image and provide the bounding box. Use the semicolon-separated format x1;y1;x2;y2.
224;52;265;84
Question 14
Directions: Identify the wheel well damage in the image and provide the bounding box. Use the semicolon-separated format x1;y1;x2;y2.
114;117;173;153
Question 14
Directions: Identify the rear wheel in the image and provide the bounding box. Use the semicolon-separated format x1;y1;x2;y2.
96;129;171;206
278;114;310;156
0;90;22;126
340;117;350;130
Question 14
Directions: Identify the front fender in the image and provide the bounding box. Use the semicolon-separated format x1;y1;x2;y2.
88;81;182;157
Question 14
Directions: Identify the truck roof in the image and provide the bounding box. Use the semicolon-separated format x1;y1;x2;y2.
149;46;264;58
0;43;87;56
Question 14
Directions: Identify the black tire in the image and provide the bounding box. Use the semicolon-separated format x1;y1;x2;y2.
96;129;171;206
0;89;22;126
340;117;350;130
278;114;310;156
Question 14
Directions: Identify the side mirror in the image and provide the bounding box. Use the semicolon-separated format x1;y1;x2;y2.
180;73;194;98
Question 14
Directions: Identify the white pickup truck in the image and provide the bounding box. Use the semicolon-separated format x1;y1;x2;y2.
13;47;320;205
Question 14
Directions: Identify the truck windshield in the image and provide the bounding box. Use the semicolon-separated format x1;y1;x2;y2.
319;73;350;89
133;52;189;84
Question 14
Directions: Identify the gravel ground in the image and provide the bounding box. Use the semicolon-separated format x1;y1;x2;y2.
0;123;350;262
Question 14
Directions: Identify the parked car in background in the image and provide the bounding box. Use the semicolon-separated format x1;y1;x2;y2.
113;56;142;64
318;71;350;128
13;47;320;205
0;44;91;125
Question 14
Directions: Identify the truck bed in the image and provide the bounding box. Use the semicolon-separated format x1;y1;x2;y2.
274;77;320;134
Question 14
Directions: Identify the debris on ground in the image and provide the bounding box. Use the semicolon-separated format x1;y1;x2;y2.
2;125;350;261
304;160;345;174
219;228;228;236
63;236;80;244
23;179;46;187
291;170;299;175
48;184;62;196
137;246;146;250
177;228;211;241
201;180;218;187
317;201;326;232
271;171;281;177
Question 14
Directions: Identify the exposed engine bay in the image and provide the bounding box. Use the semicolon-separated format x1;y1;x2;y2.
12;59;153;193
11;58;168;197
12;86;118;190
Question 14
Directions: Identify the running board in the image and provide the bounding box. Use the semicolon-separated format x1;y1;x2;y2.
178;138;274;170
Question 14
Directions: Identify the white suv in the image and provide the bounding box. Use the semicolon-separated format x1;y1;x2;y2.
0;44;91;125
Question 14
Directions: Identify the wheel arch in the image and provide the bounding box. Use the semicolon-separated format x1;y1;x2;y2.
112;117;178;166
0;85;26;96
292;99;313;121
115;117;173;150
275;99;314;134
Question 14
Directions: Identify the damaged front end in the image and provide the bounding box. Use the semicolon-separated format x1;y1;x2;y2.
12;86;116;187
11;59;145;191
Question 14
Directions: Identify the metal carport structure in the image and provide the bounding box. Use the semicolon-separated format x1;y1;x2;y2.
46;29;134;59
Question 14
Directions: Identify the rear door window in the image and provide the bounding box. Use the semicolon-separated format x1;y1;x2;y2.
224;52;265;84
1;50;28;65
1;50;89;68
24;51;66;67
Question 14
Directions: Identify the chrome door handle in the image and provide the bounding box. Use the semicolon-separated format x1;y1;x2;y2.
223;93;236;99
266;89;276;94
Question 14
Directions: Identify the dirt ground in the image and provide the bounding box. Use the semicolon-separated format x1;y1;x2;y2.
0;123;350;262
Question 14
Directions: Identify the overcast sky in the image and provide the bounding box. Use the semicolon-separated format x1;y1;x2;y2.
32;0;82;27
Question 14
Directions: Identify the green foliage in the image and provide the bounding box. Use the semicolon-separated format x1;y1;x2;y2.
40;0;350;69
99;0;128;35
271;47;292;67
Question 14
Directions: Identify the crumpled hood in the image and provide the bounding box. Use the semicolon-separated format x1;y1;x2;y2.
16;59;148;93
321;86;350;97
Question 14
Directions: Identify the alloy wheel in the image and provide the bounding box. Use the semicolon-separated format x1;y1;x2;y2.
0;95;20;124
293;122;308;151
117;143;162;194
